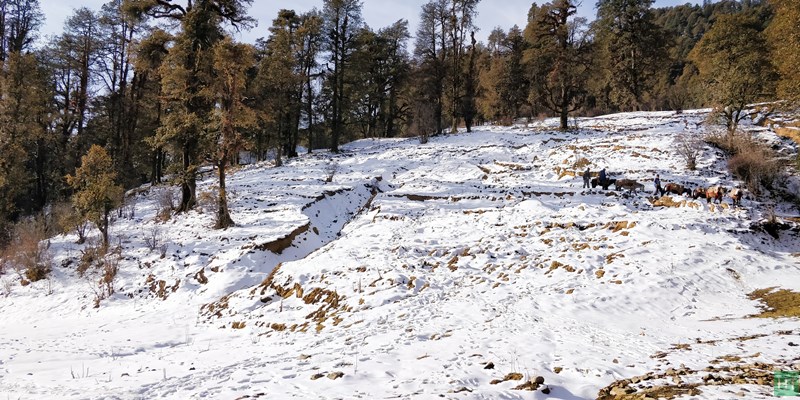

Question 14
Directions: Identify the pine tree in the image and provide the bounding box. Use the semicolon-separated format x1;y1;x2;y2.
66;145;123;247
766;0;800;105
525;0;592;130
124;0;255;212
297;10;323;152
689;13;775;134
133;29;172;185
323;0;363;152
95;0;145;188
0;49;55;243
414;0;450;136
0;0;44;60
593;0;667;110
210;37;256;229
256;9;304;167
445;0;480;133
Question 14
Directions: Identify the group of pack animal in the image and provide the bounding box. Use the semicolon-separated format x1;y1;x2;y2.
590;177;644;193
591;179;745;206
688;183;744;206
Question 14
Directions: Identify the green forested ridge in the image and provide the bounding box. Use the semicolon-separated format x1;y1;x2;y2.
0;0;794;245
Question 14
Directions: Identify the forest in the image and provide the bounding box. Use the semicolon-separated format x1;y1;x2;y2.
0;0;797;251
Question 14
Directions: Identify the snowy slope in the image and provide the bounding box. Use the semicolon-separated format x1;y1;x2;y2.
1;110;799;400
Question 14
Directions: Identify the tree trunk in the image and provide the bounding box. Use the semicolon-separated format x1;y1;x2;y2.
305;74;314;154
151;147;163;184
101;209;110;248
214;158;234;229
178;141;197;212
275;116;284;167
560;109;569;131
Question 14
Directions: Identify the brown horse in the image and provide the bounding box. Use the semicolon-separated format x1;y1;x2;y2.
705;185;727;204
729;188;744;207
692;187;706;200
664;183;691;196
615;179;644;193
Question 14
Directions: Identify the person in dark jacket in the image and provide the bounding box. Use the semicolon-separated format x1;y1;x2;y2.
653;174;664;196
598;168;607;189
582;167;591;189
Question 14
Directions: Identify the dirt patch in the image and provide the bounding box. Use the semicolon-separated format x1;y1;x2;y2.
606;253;625;264
607;221;635;233
495;161;530;171
595;269;606;279
748;288;800;318
597;362;776;400
548;260;575;273
490;372;524;384
649;196;683;208
146;274;180;300
254;223;310;254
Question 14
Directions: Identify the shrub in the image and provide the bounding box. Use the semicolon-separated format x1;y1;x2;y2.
674;134;703;170
144;225;163;252
728;150;780;195
196;187;217;214
2;218;52;282
78;240;107;277
99;256;119;299
156;187;176;222
572;157;591;170
705;129;757;155
325;163;338;183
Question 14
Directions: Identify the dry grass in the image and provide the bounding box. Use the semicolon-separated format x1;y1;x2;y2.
490;372;524;385
775;126;800;145
156;187;176;222
196;188;217;214
1;218;53;282
727;150;780;195
748;288;800;318
573;157;591;170
706;131;781;195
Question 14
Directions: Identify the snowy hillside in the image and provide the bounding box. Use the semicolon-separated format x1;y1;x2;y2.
1;110;799;399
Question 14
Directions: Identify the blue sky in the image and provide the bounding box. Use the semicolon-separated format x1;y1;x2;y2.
38;0;701;44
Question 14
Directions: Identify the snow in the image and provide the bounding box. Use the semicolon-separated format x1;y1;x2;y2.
1;110;799;399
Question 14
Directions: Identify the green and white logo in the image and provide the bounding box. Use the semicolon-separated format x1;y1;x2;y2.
774;370;800;397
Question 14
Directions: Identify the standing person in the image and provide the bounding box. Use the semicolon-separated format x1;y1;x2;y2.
599;168;607;189
582;167;591;189
653;174;663;196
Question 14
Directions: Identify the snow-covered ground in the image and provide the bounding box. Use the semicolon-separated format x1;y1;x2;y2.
1;110;799;399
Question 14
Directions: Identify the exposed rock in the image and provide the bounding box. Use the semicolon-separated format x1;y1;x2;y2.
327;371;344;380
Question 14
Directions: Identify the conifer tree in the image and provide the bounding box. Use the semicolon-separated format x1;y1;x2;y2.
593;0;666;110
323;0;363;152
123;0;254;212
414;0;450;136
525;0;591;130
210;37;256;229
66;145;123;247
689;14;774;134
766;0;800;105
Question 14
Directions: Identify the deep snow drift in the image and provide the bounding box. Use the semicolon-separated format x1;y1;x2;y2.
1;110;799;399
